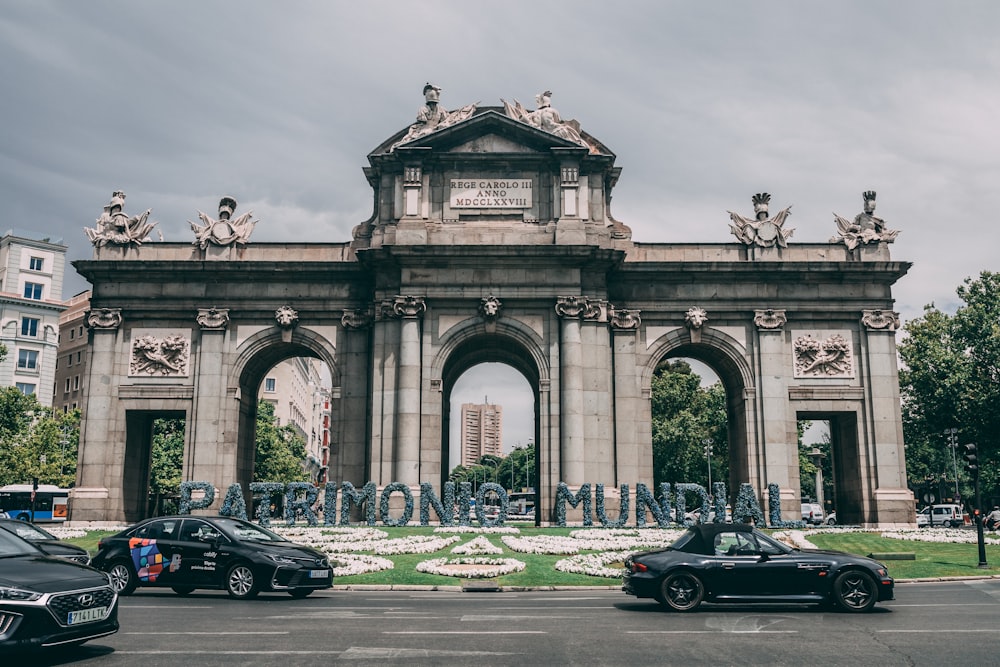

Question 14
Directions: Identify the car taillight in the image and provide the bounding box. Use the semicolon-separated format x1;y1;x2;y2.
97;538;105;550
632;562;648;573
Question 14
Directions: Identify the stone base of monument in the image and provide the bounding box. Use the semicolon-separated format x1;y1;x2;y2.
461;578;501;592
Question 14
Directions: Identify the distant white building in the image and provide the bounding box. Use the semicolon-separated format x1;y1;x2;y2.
461;402;503;467
0;230;67;405
258;357;331;482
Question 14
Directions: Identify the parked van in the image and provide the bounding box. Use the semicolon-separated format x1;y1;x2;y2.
916;504;962;528
800;502;825;525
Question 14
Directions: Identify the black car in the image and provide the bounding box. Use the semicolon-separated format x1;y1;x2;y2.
623;523;894;613
0;519;91;565
91;515;333;599
0;528;118;651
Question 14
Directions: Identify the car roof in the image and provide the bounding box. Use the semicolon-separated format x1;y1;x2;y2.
680;523;757;555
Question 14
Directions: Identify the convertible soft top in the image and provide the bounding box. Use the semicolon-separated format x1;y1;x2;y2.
678;523;756;555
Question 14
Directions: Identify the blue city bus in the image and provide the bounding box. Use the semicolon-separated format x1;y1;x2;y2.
0;484;69;522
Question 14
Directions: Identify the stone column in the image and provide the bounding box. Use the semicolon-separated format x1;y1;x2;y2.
74;308;123;520
611;309;643;486
861;310;913;523
555;297;589;485
339;309;373;486
189;309;231;493
392;296;425;485
753;309;797;518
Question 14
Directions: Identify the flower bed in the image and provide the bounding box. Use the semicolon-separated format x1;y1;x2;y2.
554;551;632;578
416;557;525;578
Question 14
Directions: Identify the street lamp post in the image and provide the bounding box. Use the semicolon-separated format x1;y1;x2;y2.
809;447;826;511
703;438;714;493
943;428;960;501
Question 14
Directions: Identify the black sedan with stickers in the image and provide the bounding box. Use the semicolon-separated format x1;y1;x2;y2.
623;523;894;612
91;516;332;599
0;527;118;652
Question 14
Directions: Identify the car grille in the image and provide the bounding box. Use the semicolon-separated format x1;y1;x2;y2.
47;587;116;626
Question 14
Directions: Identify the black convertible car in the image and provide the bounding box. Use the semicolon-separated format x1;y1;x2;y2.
91;515;332;599
623;523;893;612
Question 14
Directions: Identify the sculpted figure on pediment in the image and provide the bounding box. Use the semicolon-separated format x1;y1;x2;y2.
190;196;257;249
85;191;158;248
392;83;478;150
728;193;794;248
502;90;589;149
831;191;900;250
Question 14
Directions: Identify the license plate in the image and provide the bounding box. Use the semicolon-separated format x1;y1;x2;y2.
68;606;107;625
308;569;330;579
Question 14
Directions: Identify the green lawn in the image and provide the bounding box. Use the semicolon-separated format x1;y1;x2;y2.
62;526;1000;585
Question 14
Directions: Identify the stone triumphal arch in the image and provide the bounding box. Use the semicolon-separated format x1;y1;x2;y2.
72;87;913;526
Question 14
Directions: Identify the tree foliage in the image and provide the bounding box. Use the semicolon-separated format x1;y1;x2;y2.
899;271;1000;501
448;447;536;493
0;389;79;488
650;360;729;490
253;400;309;483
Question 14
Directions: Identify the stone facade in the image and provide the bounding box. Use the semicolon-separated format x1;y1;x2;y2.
72;96;913;526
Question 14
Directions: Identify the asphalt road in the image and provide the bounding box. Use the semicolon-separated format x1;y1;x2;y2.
27;580;1000;666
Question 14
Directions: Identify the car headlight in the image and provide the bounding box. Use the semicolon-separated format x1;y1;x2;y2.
0;587;42;601
267;554;299;565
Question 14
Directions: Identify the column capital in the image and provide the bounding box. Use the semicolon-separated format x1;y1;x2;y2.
392;295;426;319
555;296;606;321
754;308;787;331
610;307;641;330
341;308;372;330
196;307;230;331
861;309;900;331
86;307;122;330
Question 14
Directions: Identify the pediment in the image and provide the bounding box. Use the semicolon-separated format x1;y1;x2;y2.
370;108;609;158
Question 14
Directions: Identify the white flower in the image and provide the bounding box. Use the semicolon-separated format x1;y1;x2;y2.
416;557;525;578
451;536;504;555
554;550;632;578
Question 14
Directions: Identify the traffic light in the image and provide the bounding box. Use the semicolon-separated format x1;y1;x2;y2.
963;444;979;475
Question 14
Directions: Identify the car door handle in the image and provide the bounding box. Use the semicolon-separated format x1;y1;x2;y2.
722;562;736;569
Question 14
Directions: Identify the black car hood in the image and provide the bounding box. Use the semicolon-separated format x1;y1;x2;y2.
0;555;108;592
33;539;89;557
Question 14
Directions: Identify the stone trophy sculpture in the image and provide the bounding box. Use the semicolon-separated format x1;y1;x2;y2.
189;196;258;249
84;191;158;248
830;191;899;250
728;193;794;248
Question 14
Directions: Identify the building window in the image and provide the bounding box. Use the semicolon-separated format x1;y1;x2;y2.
29;256;44;271
15;383;36;396
17;349;39;370
65;378;71;393
23;282;43;300
79;325;84;336
76;351;82;363
74;375;80;390
67;354;72;367
264;377;276;393
69;329;75;340
20;317;39;337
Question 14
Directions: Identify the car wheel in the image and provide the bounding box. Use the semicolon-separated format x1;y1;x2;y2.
108;559;138;595
827;518;837;526
226;563;259;599
171;586;195;596
832;570;877;612
15;513;30;522
289;589;313;599
658;572;704;612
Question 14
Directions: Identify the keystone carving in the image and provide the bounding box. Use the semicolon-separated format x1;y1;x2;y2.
684;307;708;330
754;309;787;330
86;308;122;330
479;296;502;321
275;306;299;329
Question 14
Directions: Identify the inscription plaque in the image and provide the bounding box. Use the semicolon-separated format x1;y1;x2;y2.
449;179;532;208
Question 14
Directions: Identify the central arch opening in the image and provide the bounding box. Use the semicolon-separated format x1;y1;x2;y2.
440;333;540;523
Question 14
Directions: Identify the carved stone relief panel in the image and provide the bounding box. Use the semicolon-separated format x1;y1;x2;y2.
129;329;191;377
792;331;854;379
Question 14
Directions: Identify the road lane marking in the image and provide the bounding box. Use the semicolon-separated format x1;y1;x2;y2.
627;630;797;634
124;631;288;635
341;647;520;658
385;630;547;635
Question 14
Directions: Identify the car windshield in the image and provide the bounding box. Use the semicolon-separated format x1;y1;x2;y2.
0;520;54;541
214;518;289;543
0;527;44;557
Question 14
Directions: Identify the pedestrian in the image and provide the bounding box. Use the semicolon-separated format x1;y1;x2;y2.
986;506;1000;531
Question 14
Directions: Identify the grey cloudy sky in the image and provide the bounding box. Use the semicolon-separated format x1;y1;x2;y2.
3;2;998;453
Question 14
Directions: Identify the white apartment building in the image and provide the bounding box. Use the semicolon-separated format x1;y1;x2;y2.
0;230;67;405
460;402;503;468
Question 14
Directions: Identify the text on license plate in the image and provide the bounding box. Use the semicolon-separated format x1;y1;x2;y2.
68;606;107;625
309;569;330;579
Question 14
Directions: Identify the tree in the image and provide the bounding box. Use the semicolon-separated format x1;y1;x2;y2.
899;271;1000;502
148;418;185;514
0;390;79;488
650;360;729;491
253;401;309;483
